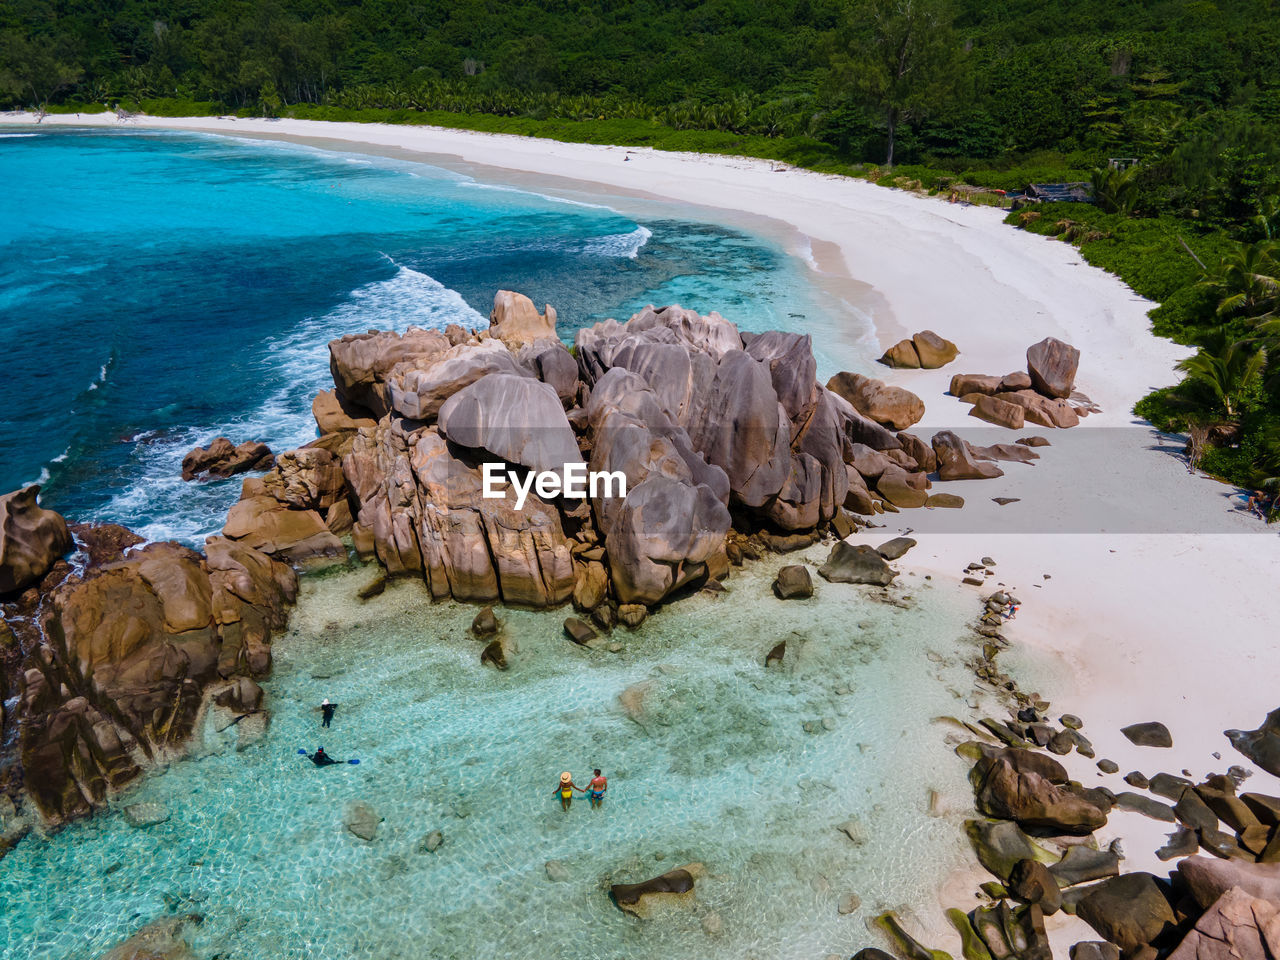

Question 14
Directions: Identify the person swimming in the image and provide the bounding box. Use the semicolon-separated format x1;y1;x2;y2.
320;699;337;728
553;771;582;811
308;747;338;767
586;768;607;810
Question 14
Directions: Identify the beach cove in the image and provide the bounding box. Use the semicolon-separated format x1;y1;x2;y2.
2;114;1280;960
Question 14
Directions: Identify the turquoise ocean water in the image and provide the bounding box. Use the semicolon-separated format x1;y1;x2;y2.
0;129;974;960
0;127;868;544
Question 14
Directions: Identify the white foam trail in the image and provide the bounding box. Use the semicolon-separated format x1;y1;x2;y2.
583;225;652;259
85;361;110;391
459;178;614;211
0;132;38;138
93;264;487;545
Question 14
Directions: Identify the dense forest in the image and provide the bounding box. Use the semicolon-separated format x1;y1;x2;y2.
2;0;1279;502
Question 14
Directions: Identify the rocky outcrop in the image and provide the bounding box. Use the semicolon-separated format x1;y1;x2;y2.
329;326;451;419
1226;709;1280;776
1168;886;1280;960
827;372;924;430
312;388;377;434
0;486;72;596
13;525;295;825
1075;873;1177;954
438;374;581;474
489;289;557;347
388;339;529;422
345;420;575;606
181;438;274;482
971;755;1108;834
1178;857;1280;911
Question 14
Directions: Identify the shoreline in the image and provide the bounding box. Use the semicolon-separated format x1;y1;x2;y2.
6;111;1280;956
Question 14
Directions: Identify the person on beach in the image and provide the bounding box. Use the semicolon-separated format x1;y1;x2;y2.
553;772;583;811
586;769;608;810
308;747;338;767
320;698;336;728
1003;603;1019;620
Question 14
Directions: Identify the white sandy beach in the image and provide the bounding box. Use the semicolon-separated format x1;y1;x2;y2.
7;111;1280;950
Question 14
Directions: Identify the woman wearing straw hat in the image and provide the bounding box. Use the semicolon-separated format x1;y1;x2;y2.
552;771;584;811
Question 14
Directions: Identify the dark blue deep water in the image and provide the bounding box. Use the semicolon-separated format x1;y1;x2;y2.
0;128;833;541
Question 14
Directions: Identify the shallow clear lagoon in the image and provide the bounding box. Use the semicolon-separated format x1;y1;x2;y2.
0;555;979;960
0;127;874;544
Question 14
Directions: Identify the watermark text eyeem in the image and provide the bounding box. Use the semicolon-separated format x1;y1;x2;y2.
482;462;627;510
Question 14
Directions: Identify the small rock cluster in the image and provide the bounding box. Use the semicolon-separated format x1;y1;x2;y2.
879;330;961;369
952;337;1099;430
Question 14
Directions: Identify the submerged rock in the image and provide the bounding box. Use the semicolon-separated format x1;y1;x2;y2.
418;829;444;853
98;914;201;960
610;863;703;918
122;802;170;828
545;859;571;882
343;802;382;841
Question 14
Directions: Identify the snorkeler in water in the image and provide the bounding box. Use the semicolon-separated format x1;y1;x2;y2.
309;747;338;766
553;771;583;811
319;698;337;728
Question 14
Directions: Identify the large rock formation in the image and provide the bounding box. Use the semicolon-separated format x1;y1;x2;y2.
0;486;72;596
325;298;920;609
9;522;295;825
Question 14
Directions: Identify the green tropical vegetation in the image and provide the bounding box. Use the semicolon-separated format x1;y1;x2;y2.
2;0;1280;504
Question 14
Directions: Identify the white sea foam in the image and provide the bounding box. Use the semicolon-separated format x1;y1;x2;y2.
92;264;486;545
0;132;37;138
582;225;652;259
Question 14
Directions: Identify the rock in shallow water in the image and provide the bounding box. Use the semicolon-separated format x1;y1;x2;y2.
123;802;170;828
343;802;382;841
772;564;813;599
818;542;896;586
610;863;703;918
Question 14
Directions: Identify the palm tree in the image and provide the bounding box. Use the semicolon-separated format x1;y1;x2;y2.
1199;241;1280;319
1176;331;1269;420
1090;165;1141;215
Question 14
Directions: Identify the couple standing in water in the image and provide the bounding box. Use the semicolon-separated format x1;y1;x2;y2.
555;769;608;811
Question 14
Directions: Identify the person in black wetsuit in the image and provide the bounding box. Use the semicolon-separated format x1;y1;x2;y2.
309;747;339;767
320;699;336;728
